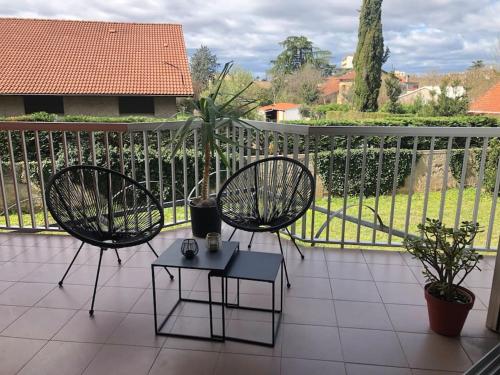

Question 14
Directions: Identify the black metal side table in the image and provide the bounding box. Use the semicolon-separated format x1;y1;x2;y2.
151;239;239;341
208;251;284;347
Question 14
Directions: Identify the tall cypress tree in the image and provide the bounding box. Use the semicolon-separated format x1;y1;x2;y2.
352;0;388;112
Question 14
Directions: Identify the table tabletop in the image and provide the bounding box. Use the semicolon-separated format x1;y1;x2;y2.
153;238;239;271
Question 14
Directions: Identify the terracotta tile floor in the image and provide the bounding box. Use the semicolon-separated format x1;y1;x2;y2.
0;228;498;375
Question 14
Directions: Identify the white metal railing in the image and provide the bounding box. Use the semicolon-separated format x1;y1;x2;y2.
1;120;499;251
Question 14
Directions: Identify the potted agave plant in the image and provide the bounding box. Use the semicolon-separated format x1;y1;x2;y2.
172;62;257;237
404;218;482;336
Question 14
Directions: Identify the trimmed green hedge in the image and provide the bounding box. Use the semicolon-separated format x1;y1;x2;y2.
0;111;187;123
289;116;498;128
316;148;415;197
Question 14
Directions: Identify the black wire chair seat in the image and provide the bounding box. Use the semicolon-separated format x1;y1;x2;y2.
217;157;315;287
46;165;173;316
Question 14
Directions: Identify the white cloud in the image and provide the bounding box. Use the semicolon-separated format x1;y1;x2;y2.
0;0;498;75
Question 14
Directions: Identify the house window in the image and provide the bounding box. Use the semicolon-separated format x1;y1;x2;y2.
24;95;64;114
118;96;155;115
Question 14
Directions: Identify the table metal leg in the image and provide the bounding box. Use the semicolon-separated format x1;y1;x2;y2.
152;265;224;341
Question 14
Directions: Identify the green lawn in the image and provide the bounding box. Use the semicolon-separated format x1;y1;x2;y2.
294;187;500;252
2;188;499;253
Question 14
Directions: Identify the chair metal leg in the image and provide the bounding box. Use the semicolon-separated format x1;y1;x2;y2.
285;228;305;259
58;241;85;287
146;242;174;280
248;232;255;250
114;249;122;265
89;247;105;317
276;232;291;288
228;227;237;241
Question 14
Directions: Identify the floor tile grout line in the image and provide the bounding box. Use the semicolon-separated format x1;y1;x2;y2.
325;250;346;373
12;337;50;375
367;259;412;368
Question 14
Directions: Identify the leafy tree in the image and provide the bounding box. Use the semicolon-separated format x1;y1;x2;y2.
469;60;485;70
270;36;334;76
431;79;469;116
352;0;389;112
202;65;271;120
190;45;219;96
383;71;402;113
281;65;323;104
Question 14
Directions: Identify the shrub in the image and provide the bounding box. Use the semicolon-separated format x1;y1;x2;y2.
450;149;482;184
483;138;500;192
315;148;415;197
404;219;481;302
290;115;498;128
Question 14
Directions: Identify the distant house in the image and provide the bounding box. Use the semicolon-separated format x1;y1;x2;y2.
398;86;466;105
258;103;301;122
393;71;419;93
320;77;340;103
0;18;193;117
337;71;356;105
469;82;500;115
341;55;354;70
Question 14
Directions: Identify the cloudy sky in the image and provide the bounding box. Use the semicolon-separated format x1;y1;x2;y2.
1;0;499;76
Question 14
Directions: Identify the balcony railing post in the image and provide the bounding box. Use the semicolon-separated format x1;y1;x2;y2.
0;120;499;251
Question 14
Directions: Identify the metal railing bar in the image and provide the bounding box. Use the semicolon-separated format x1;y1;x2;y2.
372;137;385;244
62;132;69;167
486;154;500;249
156;130;164;208
76;131;83;165
7;130;22;228
455;137;471;230
404;136;419;237
438;137;453;222
388;136;401;244
291;133;299;236
471;137;489;248
34;130;49;229
302;134;310;240
311;135;318;243
421;136;435;227
21;131;36;228
341;136;352;247
0;132;10;227
194;129;199;198
357;137;368;243
169;130;177;224
182;138;188;221
326;136;335;242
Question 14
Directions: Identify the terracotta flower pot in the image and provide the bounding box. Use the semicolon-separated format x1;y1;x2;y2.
424;283;475;337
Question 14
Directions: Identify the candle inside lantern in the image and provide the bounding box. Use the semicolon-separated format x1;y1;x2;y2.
206;232;221;252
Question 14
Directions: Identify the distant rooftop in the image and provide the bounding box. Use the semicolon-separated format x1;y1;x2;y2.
469;82;500;114
0;18;193;96
259;102;300;111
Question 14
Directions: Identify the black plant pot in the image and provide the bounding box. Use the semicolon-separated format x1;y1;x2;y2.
189;201;221;238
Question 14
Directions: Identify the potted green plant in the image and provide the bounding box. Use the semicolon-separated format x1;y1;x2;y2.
172;62;257;237
404;218;482;336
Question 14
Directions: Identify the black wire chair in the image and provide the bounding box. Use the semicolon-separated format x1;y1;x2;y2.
216;157;315;287
45;165;173;316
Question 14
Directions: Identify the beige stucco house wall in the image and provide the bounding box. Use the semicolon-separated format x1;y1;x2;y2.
154;97;177;117
0;96;25;116
0;95;178;117
63;96;119;116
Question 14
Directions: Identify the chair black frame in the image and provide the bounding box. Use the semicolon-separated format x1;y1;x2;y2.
45;165;173;316
216;156;315;287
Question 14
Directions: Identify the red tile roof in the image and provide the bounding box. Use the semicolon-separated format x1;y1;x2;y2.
338;70;356;81
469;82;500;114
259;102;300;112
0;18;193;96
320;77;340;96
